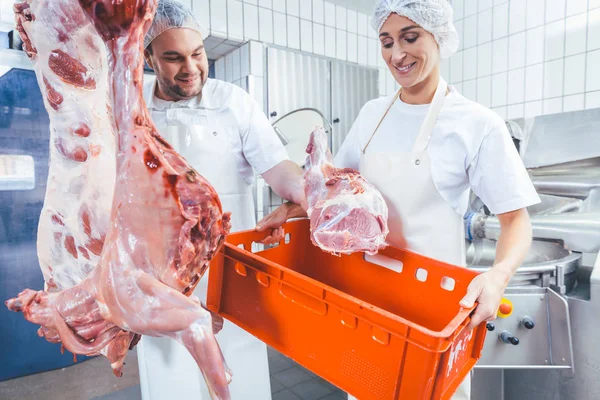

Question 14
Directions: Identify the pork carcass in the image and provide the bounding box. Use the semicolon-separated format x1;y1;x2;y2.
303;127;389;255
11;0;137;374
6;1;233;398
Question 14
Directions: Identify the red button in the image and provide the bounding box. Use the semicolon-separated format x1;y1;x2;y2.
499;303;512;315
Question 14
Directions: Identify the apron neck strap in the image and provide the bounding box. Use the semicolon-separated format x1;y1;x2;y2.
361;77;448;155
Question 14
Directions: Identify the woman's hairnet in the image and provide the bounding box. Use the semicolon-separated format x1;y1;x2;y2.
144;0;208;49
370;0;459;59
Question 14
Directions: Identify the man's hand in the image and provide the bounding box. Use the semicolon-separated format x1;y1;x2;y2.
255;202;307;245
459;268;510;330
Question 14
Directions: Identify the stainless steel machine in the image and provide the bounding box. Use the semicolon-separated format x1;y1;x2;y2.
465;108;600;400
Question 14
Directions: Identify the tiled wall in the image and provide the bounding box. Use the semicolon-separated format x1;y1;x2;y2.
445;0;600;119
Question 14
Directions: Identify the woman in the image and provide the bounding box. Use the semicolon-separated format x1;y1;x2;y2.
257;0;540;398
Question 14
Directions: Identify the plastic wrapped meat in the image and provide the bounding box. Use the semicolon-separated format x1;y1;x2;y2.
6;1;233;398
302;127;389;255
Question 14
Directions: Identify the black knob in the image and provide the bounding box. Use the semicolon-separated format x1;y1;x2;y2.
333;118;340;123
521;316;535;330
499;331;519;345
486;322;495;331
270;111;277;117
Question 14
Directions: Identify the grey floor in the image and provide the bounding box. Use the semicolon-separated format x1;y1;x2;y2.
0;346;346;400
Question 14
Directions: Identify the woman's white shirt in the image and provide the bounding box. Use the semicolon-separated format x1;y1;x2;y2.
334;86;541;216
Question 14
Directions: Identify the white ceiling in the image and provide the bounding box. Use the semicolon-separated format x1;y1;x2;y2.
325;0;376;14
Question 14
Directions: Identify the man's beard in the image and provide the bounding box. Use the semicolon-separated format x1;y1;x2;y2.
158;75;205;101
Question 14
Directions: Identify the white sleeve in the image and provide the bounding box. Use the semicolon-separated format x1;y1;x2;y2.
240;94;289;175
333;113;362;170
468;120;541;214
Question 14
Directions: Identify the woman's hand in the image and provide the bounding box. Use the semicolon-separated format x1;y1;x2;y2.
459;267;510;330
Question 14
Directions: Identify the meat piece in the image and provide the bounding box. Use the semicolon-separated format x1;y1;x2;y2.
303;127;389;255
7;1;233;398
13;0;137;375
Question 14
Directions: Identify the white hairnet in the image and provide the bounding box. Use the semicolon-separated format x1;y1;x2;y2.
144;0;208;49
370;0;459;59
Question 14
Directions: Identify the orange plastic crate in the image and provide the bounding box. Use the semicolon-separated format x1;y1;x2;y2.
207;219;487;400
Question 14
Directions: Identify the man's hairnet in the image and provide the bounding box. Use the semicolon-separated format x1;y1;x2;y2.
370;0;459;59
144;0;208;49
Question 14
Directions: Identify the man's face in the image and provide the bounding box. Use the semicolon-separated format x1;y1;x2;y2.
145;28;209;101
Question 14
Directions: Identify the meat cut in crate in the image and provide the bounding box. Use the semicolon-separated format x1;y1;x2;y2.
6;1;233;398
303;127;389;255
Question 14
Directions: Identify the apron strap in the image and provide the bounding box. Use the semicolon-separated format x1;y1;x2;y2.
361;77;449;155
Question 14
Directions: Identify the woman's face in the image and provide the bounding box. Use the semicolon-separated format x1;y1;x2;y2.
379;13;440;89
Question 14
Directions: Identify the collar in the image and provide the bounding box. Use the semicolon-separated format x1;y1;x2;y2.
145;77;219;111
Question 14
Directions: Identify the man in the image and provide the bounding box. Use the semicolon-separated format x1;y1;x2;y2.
137;1;305;399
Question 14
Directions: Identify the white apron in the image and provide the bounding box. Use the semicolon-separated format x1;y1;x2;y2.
348;78;470;400
137;108;272;400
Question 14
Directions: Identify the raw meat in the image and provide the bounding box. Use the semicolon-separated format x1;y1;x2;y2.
6;1;233;398
12;0;137;374
303;127;389;255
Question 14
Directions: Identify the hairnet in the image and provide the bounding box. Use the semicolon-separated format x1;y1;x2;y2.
370;0;459;59
144;0;208;49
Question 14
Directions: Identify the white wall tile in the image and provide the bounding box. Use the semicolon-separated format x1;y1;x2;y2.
563;94;585;112
526;26;545;65
287;15;300;49
324;2;335;27
300;20;313;53
477;76;492;106
250;41;263;76
357;35;368;65
478;10;493;44
259;0;272;8
441;59;450;80
463;47;478;80
525;64;544;101
347;9;358;33
544;19;565;61
563;53;586;95
272;0;286;13
192;0;211;33
248;76;264;111
210;0;228;35
492;38;508;73
464;0;478;16
544;59;564;98
508;68;525;104
336;29;347;60
525;100;543;117
493;106;508;119
509;0;527;34
588;9;600;51
228;0;244;40
509;32;526;69
299;1;311;20
508;103;524;118
591;0;600;9
347;33;358;63
478;42;492;76
566;14;587;56
493;3;509;39
450;52;464;82
244;3;260;41
225;52;234;82
368;39;379;67
273;12;287;46
453;0;464;20
463;79;477;101
527;0;545;28
546;0;566;23
454;82;464;93
240;44;250;78
245;0;258;4
286;0;299;17
479;0;493;12
215;58;225;80
464;15;478;48
313;24;325;55
586;91;600;109
325;26;336;58
455;20;464;51
543;97;563;114
313;0;324;24
567;0;588;16
336;6;346;30
492;72;508;106
587;49;600;91
357;13;368;36
259;7;274;43
231;49;241;81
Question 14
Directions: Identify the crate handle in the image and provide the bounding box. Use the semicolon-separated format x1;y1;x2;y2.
279;283;328;316
364;253;403;273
